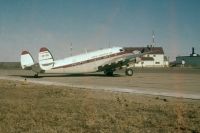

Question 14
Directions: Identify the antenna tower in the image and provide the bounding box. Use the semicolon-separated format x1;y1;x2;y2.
152;31;155;46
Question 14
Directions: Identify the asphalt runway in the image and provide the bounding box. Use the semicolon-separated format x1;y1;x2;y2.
0;69;200;99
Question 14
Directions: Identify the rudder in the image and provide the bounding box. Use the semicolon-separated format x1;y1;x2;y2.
21;51;35;69
39;47;54;70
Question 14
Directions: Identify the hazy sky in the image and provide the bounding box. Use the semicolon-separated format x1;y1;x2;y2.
0;0;200;61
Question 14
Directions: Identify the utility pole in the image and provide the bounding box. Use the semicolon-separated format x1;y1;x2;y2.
70;43;72;56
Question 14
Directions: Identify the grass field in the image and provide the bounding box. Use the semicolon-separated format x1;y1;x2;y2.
0;79;200;133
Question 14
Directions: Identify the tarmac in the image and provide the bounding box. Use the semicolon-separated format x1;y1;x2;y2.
0;68;200;99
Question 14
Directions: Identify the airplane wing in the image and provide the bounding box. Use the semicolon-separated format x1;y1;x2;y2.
97;48;153;72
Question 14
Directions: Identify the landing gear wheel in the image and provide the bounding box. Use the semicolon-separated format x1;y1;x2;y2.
125;68;133;76
34;74;39;78
104;70;114;76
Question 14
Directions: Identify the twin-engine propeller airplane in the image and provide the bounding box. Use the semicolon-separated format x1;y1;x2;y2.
21;46;151;78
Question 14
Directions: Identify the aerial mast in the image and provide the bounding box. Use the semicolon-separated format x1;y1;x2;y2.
152;30;155;47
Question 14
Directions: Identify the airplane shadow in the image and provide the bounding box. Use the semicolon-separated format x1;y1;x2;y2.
9;73;122;78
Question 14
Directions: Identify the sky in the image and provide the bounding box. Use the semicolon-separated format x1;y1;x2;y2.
0;0;200;61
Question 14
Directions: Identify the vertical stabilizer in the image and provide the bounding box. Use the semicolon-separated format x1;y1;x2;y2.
21;51;35;69
39;47;54;70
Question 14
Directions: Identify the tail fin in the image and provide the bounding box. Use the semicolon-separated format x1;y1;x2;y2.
21;51;35;69
39;47;54;70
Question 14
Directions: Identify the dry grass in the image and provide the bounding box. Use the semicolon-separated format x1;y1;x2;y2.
0;79;200;133
0;62;21;69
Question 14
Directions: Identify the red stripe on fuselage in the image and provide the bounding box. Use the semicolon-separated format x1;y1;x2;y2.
52;51;128;69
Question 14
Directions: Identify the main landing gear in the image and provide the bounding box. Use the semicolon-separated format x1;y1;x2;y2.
104;68;133;76
104;70;114;76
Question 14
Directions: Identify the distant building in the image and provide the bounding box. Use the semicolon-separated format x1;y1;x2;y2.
176;47;200;67
125;47;169;67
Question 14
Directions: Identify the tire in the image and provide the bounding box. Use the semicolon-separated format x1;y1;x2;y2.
125;68;133;76
104;70;114;76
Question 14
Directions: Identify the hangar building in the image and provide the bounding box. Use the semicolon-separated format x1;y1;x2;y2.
125;47;169;67
176;47;200;67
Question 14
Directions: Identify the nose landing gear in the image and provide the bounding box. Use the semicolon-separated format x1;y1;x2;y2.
125;68;133;76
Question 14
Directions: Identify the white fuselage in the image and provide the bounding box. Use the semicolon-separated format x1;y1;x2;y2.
45;47;127;74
